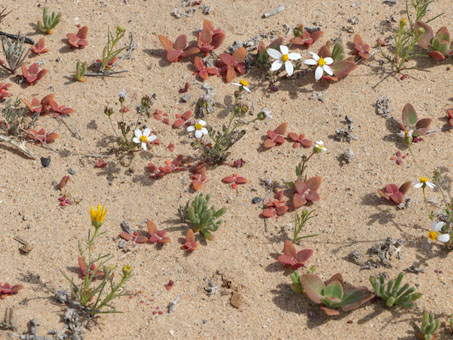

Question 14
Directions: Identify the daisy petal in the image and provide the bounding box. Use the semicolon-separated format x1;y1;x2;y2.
201;128;208;135
143;128;152;137
195;130;203;139
199;120;206;126
324;57;334;65
187;126;195;132
288;53;301;60
133;137;140;144
267;48;282;59
413;182;423;188
304;58;318;65
309;52;320;60
285;61;294;76
432;221;445;232
280;45;289;55
437;233;450;242
134;129;142;138
270;60;283;72
141;142;147;151
148;135;157;142
243;86;251;93
231;83;240;87
315;66;324;81
426;182;435;189
323;65;334;76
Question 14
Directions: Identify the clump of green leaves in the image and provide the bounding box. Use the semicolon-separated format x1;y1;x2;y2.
1;98;37;136
178;193;226;240
37;8;62;34
419;312;440;340
74;61;87;82
101;26;126;70
289;266;316;293
370;272;422;308
292;209;318;243
0;35;29;74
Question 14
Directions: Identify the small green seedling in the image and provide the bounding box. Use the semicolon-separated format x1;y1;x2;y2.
419;312;440;340
290;266;316;293
178;194;226;240
74;61;87;82
37;8;62;34
370;272;422;308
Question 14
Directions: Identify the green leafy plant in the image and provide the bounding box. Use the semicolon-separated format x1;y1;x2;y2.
418;312;440;340
0;35;30;73
292;209;318;243
37;8;62;34
101;26;126;70
370;272;422;308
1;97;37;136
289;266;316;293
178;193;226;240
74;61;87;82
62;205;132;317
301;273;374;315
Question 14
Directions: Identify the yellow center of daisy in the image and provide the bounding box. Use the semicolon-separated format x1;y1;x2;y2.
318;57;326;66
195;123;203;130
404;130;409;137
140;135;148;143
428;231;438;241
281;54;289;62
239;79;249;87
419;176;428;184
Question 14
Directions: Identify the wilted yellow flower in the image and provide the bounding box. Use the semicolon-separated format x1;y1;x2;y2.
122;265;132;277
90;204;107;228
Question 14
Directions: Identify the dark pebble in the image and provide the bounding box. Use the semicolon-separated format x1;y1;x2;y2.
41;156;51;167
252;197;262;204
68;168;76;175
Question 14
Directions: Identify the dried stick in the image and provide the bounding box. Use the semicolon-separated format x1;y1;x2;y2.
0;134;34;158
0;31;34;45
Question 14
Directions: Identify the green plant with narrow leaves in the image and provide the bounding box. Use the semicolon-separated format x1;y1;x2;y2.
74;61;87;82
292;209;318;243
370;272;422;308
178;194;226;240
301;273;374;315
419;312;440;340
37;8;62;34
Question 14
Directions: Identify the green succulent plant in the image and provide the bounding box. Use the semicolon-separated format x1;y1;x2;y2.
301;273;374;315
419;312;440;340
369;272;422;308
178;194;226;240
37;8;62;34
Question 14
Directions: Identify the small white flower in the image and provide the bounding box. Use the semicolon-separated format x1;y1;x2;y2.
119;89;128;100
232;79;251;93
314;140;327;152
266;45;301;77
398;129;413;138
304;52;334;81
413;176;435;189
428;221;450;243
262;108;272;119
187;120;208;139
132;128;156;150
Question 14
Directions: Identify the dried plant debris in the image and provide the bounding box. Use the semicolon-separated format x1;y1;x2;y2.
374;97;392;118
0;307;15;331
335;116;357;142
262;4;286;18
341;148;355;164
368;237;403;268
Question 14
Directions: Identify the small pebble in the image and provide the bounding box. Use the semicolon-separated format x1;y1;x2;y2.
68;168;76;175
41;156;51;168
252;197;262;204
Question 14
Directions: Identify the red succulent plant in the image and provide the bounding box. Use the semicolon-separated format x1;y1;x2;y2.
292;177;322;209
22;97;42;113
352;34;371;59
222;173;248;189
25;128;59;144
158;34;200;63
291;28;324;48
31;38;49;54
193;56;218;81
181;229;198;252
377;182;411;205
0;282;23;299
172;110;193;128
263;123;287;149
147;220;171;244
278;240;313;269
197;20;225;54
217;47;247;83
21;63;47;85
287;132;313;148
78;256;104;280
66;26;88;48
261;190;289;218
0;82;11;100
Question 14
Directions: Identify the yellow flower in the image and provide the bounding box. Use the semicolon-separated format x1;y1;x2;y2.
122;265;132;277
90;204;107;228
239;79;249;87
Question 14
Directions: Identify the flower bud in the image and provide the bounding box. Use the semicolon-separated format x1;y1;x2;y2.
122;265;132;277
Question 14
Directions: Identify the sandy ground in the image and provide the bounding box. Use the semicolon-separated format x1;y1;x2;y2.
0;0;452;339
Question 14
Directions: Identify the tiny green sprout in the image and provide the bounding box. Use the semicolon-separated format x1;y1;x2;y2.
419;311;440;340
178;194;226;240
293;209;318;243
37;8;62;34
369;272;422;308
74;61;87;82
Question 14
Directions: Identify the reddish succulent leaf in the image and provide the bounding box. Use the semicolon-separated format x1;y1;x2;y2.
305;190;320;202
119;232;134;241
296;248;313;263
222;176;235;183
172;119;185;128
263;139;276;149
402;103;418;127
429;50;446;60
191;180;203;191
135;236;149;244
235;177;247;184
385;184;399;194
332;60;357;79
301;274;324;304
415;118;431;130
294;179;308;194
414;21;434;49
292;194;307;209
66;26;88;48
283;240;297;258
306;176;322;191
353;34;371;59
399;181;412;194
261;209;276;218
21;63;47;85
287;132;299;141
31;37;48;54
274;122;287;135
389;191;404;204
320;306;340;316
275;205;289;216
59;175;70;190
147;220;158;235
182;229;198;252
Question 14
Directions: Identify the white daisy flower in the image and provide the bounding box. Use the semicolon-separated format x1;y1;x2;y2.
266;45;301;77
303;52;334;81
413;176;435;189
428;221;450;243
133;128;156;150
262;108;272;119
232;79;251;93
119;89;128;100
187;120;208;139
398;129;413;138
313;140;327;153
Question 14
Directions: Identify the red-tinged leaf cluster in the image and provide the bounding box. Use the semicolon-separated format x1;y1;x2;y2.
158;34;200;63
193;56;219;81
119;220;170;245
66;26;88;48
25;128;59;144
172;110;192;129
0;82;12;100
278;240;314;269
223;158;246;168
78;256;104;280
352;34;371;59
317;44;358;82
96;56;118;69
31;37;49;54
415;22;452;60
23;94;74;118
190;162;207;191
216;47;247;83
21;63;47;85
447;109;453;127
263;123;287;149
0;282;23;299
292;177;322;209
287;132;313;148
390;151;406;165
400;103;432;138
291;29;324;48
165;280;175;291
58;195;72;206
181;229;198;252
147;155;193;179
94;159;108;168
261;190;289;218
222;173;248;189
377;182;411;205
197;20;225;54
